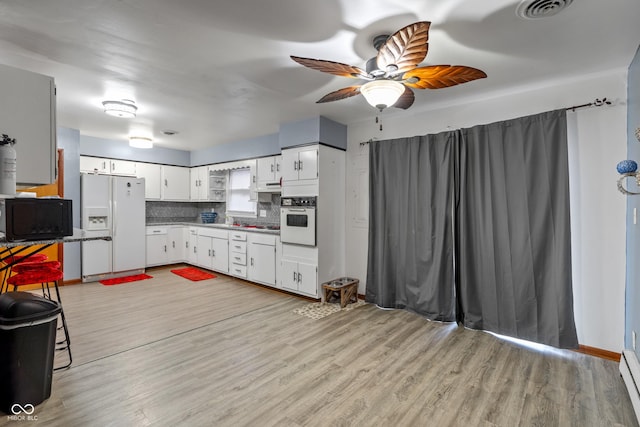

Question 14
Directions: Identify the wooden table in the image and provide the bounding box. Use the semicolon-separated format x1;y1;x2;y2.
322;277;359;308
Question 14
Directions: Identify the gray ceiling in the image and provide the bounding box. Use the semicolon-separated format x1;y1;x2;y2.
0;0;639;151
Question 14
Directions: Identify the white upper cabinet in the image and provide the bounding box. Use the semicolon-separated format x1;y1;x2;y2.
0;64;56;186
282;146;318;183
136;162;162;200
161;165;190;201
109;159;137;176
80;156;136;177
80;156;110;174
256;155;282;191
190;166;209;201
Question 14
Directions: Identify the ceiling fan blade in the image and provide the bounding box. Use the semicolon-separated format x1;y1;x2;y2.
376;21;430;75
393;87;415;110
291;56;367;78
316;85;362;103
402;65;487;89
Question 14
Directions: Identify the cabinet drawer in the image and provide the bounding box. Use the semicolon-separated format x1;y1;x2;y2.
198;227;228;239
249;233;276;246
230;231;247;241
230;253;246;265
146;227;167;235
230;241;247;253
230;264;247;278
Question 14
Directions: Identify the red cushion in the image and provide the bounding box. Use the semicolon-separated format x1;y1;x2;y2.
7;269;63;286
12;260;61;273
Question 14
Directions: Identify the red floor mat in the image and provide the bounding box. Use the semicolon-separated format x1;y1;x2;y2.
170;267;216;281
100;274;153;286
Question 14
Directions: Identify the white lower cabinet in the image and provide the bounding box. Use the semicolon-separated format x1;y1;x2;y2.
187;227;198;265
196;228;229;273
248;233;276;286
167;227;186;263
146;227;169;267
281;260;317;297
281;243;317;297
146;226;187;266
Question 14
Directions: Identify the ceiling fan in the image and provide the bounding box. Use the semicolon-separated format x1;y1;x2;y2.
291;21;487;111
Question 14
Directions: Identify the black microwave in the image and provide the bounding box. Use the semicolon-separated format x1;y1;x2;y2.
0;198;73;241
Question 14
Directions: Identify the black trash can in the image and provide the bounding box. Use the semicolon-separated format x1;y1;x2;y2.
0;291;61;414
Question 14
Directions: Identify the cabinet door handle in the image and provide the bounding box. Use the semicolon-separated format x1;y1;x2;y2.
235;256;241;261
276;164;280;172
164;245;167;252
251;257;254;266
271;164;274;173
208;249;211;256
212;249;216;257
172;241;175;248
293;271;297;282
186;242;189;248
299;160;303;170
293;161;298;171
103;161;106;170
164;179;168;186
298;272;302;283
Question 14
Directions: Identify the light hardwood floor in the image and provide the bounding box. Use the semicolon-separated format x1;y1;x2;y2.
1;266;637;426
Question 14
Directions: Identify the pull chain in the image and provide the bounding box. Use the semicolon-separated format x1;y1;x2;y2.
375;114;383;131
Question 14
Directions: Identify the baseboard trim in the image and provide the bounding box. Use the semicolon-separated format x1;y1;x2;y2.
575;344;621;362
61;278;82;286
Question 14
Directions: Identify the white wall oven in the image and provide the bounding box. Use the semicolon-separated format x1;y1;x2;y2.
280;196;316;246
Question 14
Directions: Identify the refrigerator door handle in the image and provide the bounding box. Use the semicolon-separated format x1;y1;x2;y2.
112;200;116;236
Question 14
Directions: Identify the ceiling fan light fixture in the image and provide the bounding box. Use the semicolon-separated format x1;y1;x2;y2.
102;99;137;118
360;80;405;110
129;136;153;149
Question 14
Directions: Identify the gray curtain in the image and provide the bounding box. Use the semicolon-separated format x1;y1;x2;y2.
366;109;579;349
456;110;578;348
366;132;457;322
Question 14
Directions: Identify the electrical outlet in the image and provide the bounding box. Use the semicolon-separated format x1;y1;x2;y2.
633;331;637;350
260;209;267;217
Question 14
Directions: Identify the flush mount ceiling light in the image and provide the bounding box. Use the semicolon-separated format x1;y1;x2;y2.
360;80;406;110
102;99;137;118
129;136;153;149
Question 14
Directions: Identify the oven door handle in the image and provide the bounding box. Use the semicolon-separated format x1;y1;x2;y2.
285;208;308;212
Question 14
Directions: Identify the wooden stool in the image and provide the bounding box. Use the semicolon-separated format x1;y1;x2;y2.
322;277;359;308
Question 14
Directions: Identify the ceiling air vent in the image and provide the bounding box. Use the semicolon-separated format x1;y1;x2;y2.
516;0;573;19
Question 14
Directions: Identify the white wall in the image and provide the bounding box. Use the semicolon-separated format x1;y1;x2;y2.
346;69;628;352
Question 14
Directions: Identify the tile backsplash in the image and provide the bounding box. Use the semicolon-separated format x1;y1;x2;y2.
146;193;280;225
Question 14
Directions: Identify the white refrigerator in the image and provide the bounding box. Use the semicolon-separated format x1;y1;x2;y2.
81;174;146;282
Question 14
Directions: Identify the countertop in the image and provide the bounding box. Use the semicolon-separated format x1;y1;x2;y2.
0;228;111;248
146;222;280;235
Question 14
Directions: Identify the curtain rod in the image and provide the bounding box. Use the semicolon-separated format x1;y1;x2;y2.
565;97;612;112
359;97;613;146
